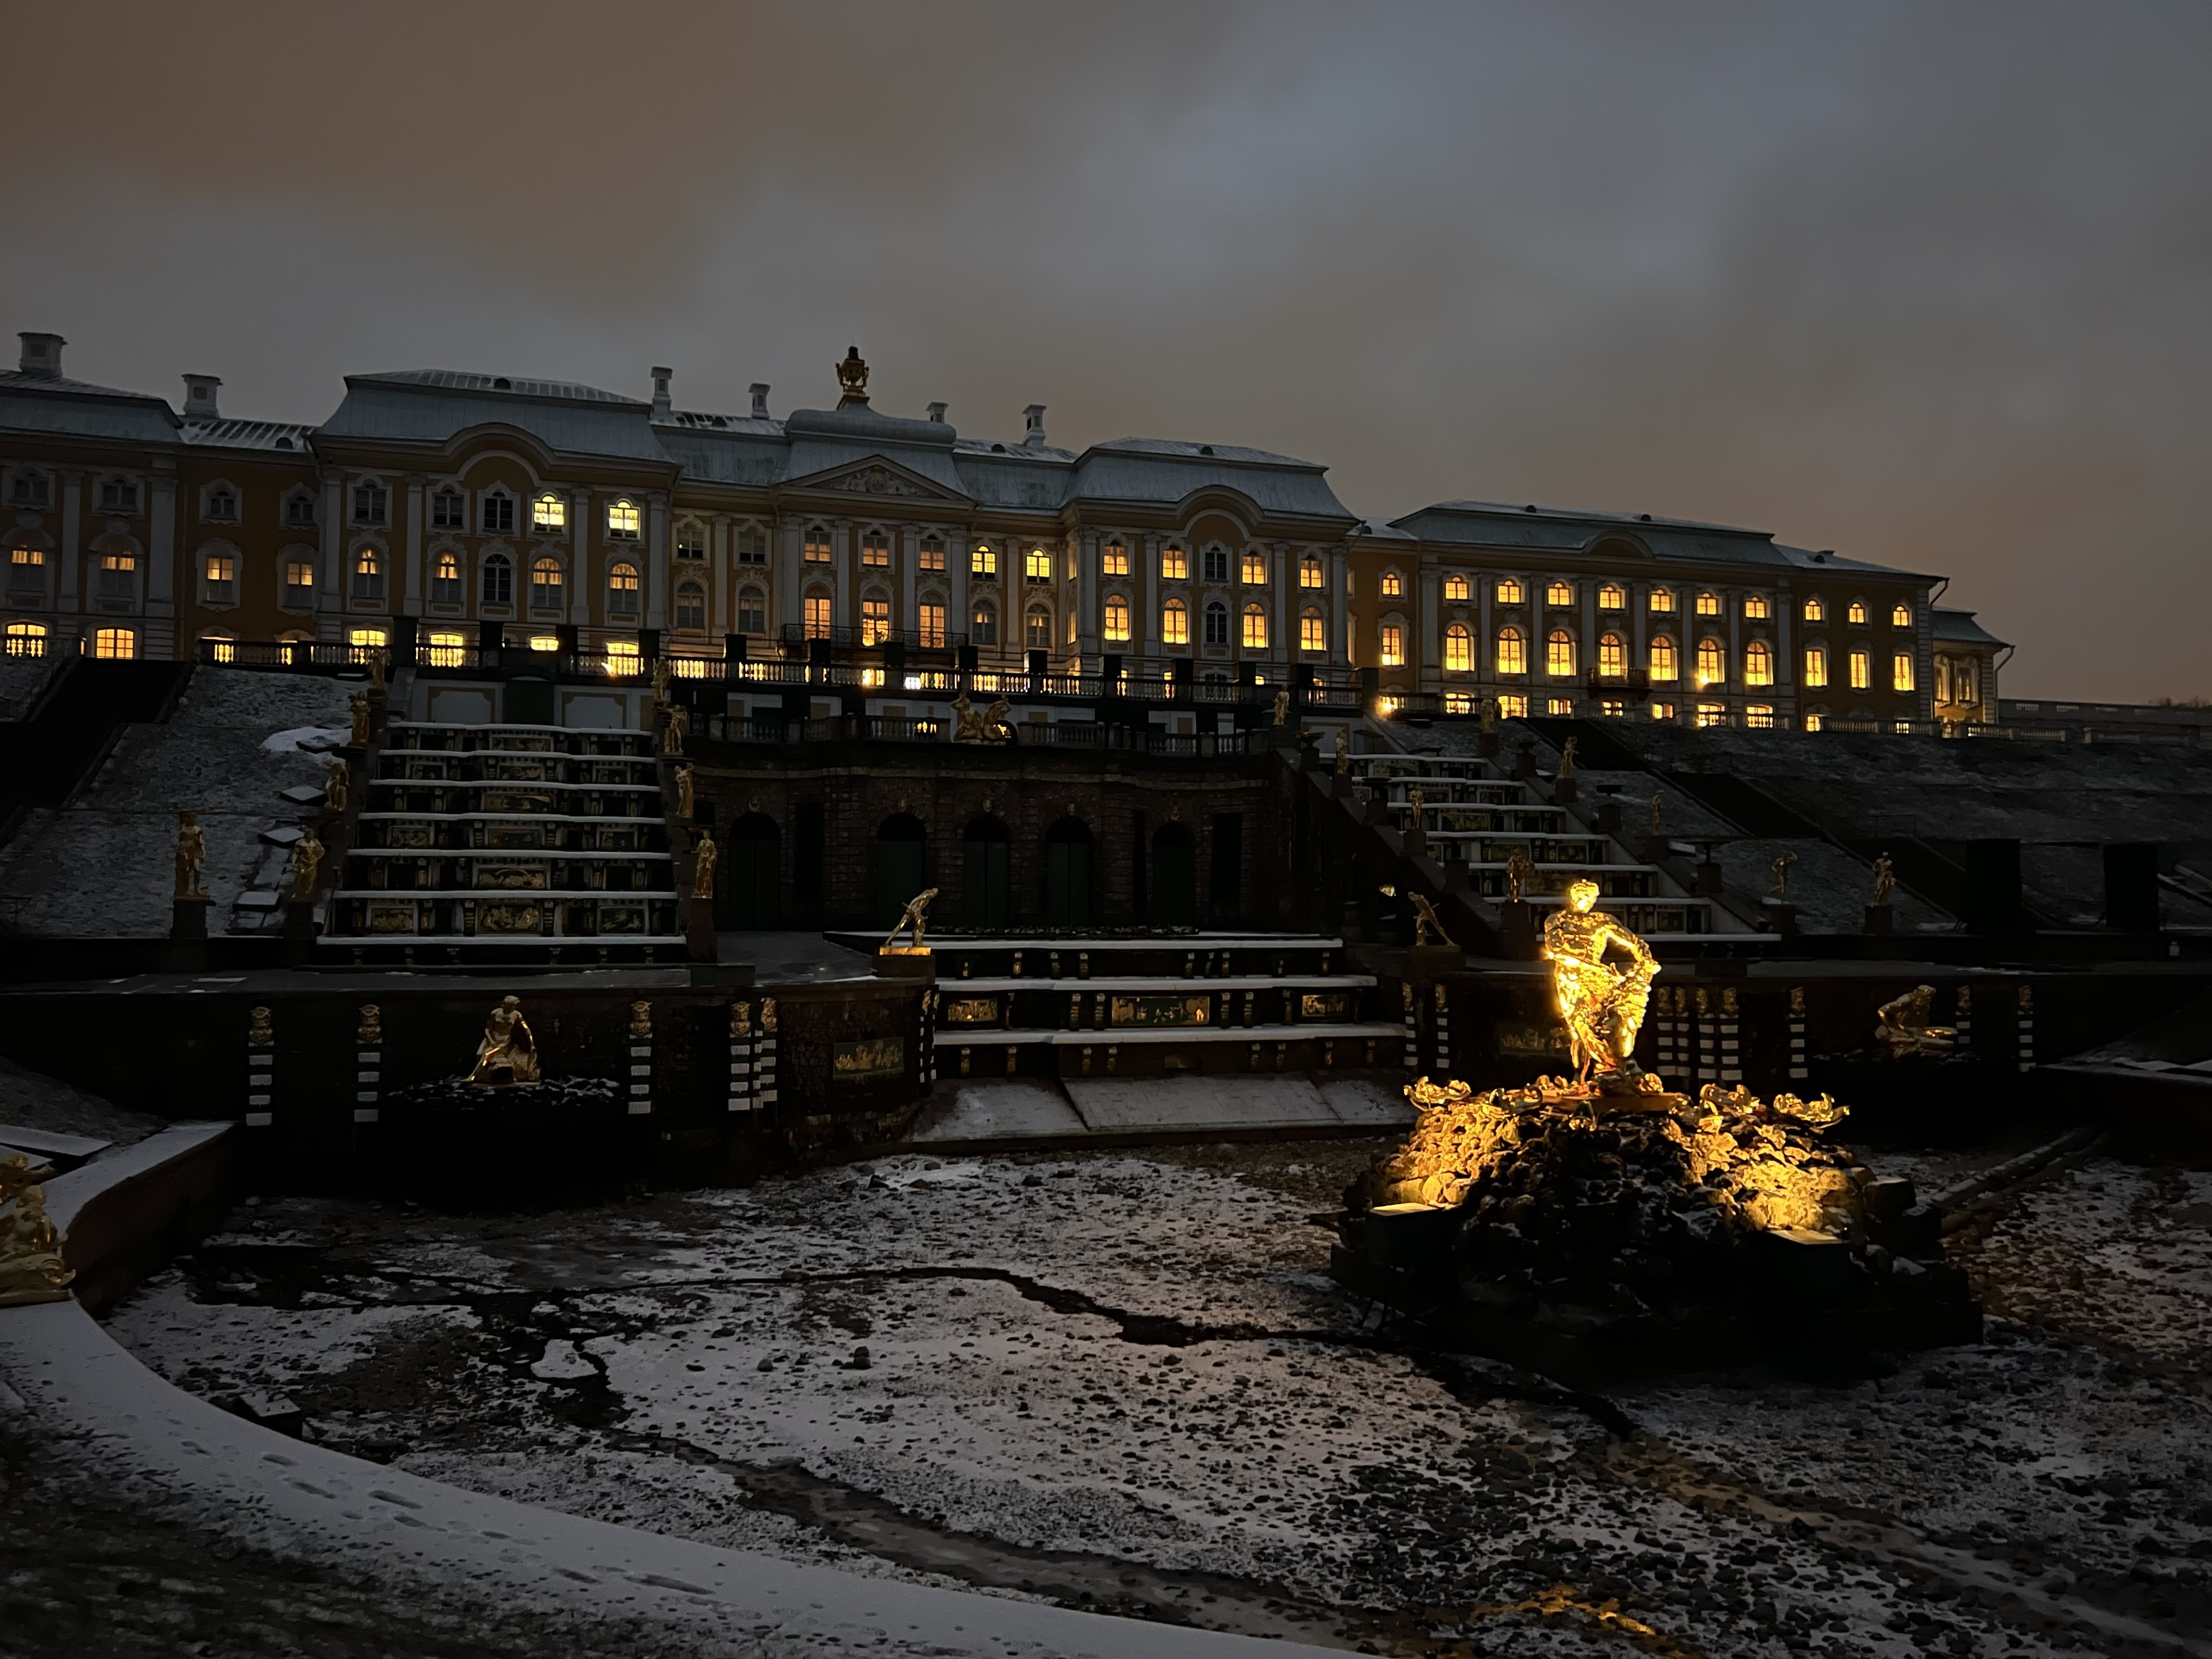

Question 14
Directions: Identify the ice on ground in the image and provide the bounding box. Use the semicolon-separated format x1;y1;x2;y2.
262;724;351;753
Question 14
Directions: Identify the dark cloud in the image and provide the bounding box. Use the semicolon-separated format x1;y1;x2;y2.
6;0;2208;697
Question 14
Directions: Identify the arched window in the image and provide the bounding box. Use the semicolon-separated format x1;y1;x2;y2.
805;589;834;640
92;627;137;660
4;620;48;658
606;498;641;539
533;492;566;533
1743;640;1774;686
1496;578;1524;605
1443;623;1473;672
1240;603;1267;650
1101;539;1129;576
919;600;946;648
1546;630;1576;678
1649;636;1678;681
972;601;998;646
1893;652;1916;692
970;540;997;577
675;520;707;560
1743;595;1770;620
1024;546;1053;583
432;551;461;604
481;551;512;606
1380;569;1404;599
1160;544;1188;580
737;586;767;636
607;561;640;616
861;593;890;645
804;526;833;564
1103;594;1131;643
916;533;944;572
530;557;563;610
1892;602;1914;628
1203;545;1231;582
481;491;515;535
1803;646;1827;687
202;550;235;603
1300;555;1325;589
352;546;385;601
1649;588;1677;614
1379;623;1404;666
1695;591;1722;617
676;582;709;632
1598;583;1626;611
8;541;47;585
1443;573;1471;602
204;486;238;522
1803;596;1825;622
1847;599;1869;625
430;487;464;529
1161;597;1189;646
1545;580;1574;607
1026;606;1052;649
1203;601;1229;646
860;529;890;568
1598;632;1626;677
1696;637;1726;686
1849;647;1871;690
1496;625;1527;676
1301;608;1325;652
1240;550;1267;585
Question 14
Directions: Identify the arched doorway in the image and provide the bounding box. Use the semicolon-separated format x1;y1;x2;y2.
1045;816;1092;929
722;813;781;929
1152;822;1197;928
874;813;927;929
962;816;1011;932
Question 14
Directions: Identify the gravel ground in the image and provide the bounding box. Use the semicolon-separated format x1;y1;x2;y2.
97;1137;2212;1659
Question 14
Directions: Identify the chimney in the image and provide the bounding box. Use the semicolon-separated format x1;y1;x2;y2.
1023;403;1047;447
650;366;673;419
927;401;947;424
748;382;770;420
182;374;222;421
18;332;64;379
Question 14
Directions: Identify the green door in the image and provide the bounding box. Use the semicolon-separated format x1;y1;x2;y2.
1152;831;1197;927
1045;837;1092;929
723;817;781;929
963;822;1011;930
877;837;927;929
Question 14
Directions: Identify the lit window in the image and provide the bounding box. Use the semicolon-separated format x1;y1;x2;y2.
604;639;641;676
1803;712;1824;732
1892;603;1913;628
1599;698;1625;718
1893;652;1916;692
8;544;44;574
1496;578;1524;605
1597;633;1626;677
1598;583;1626;611
1444;692;1474;715
607;562;640;615
970;542;997;577
1743;595;1770;620
1649;636;1678;682
425;629;467;667
971;601;997;646
1026;607;1052;650
348;626;388;648
606;499;641;539
4;620;47;657
1161;599;1189;646
1379;623;1404;666
482;552;513;606
861;529;890;568
1745;704;1775;729
1496;626;1526;676
677;582;709;632
1241;603;1268;650
205;487;237;522
737;526;769;565
1025;546;1053;583
1203;546;1231;582
675;522;707;561
1102;540;1130;577
1160;544;1187;580
1443;573;1470;602
1649;588;1676;614
1695;591;1722;617
861;595;891;645
1804;646;1828;687
530;557;563;609
1695;637;1726;686
1380;569;1404;599
427;488;461;529
1804;596;1825;622
1849;648;1871;690
737;588;768;635
204;553;235;602
351;482;386;524
1744;641;1774;685
482;493;515;535
1240;550;1267;585
1546;630;1576;678
533;493;566;533
1301;608;1325;652
1695;702;1728;729
1545;580;1574;607
93;626;137;659
805;593;834;640
1496;693;1528;718
528;634;560;652
1847;599;1869;625
1650;701;1675;721
1103;595;1131;643
1444;623;1472;672
430;552;460;605
1300;556;1325;590
350;546;385;601
1204;601;1231;646
918;602;946;648
1548;697;1575;716
286;558;317;603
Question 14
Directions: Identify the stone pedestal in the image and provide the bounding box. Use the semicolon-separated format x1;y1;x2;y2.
1640;837;1673;864
1864;904;1894;935
1501;899;1538;961
1402;827;1427;860
1476;731;1500;759
686;905;718;962
170;896;210;941
281;899;317;940
876;947;936;982
1593;800;1622;834
1695;859;1725;897
1553;777;1578;806
1762;899;1798;935
1407;943;1465;974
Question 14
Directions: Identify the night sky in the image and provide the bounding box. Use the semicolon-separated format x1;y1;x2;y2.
8;2;2207;699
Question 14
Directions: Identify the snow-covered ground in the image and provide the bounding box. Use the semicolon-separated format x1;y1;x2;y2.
106;1142;2212;1657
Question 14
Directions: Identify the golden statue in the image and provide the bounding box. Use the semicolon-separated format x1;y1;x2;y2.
369;647;387;692
1542;877;1660;1082
469;995;540;1085
0;1178;74;1307
288;825;325;901
1876;985;1954;1056
1871;853;1895;906
982;695;1014;742
1;1152;49;1206
1479;696;1497;736
761;996;777;1033
836;345;870;407
325;756;350;813
674;761;695;820
174;809;207;899
1650;790;1664;836
348;690;371;746
1770;849;1797;900
883;886;940;952
952;692;985;743
691;830;718;900
1408;892;1454;949
358;1004;382;1044
1557;736;1578;780
1333;727;1350;775
630;1000;652;1039
731;1000;752;1038
653;656;672;704
1272;688;1290;728
662;702;688;757
1504;845;1536;904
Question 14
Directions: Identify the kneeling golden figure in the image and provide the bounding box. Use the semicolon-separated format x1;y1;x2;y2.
1542;877;1660;1082
469;995;541;1086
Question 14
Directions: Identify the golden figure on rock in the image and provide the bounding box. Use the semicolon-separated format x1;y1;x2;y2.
1770;849;1796;899
1504;846;1536;903
1876;984;1955;1056
173;809;207;899
0;1170;74;1307
673;761;695;820
883;887;940;952
1543;877;1660;1083
982;696;1014;742
324;757;350;813
1557;736;1577;780
1480;697;1497;736
1333;727;1350;775
1871;853;1896;906
1272;688;1290;727
690;830;718;900
288;826;325;901
662;703;688;757
348;691;371;746
469;995;540;1085
952;692;985;743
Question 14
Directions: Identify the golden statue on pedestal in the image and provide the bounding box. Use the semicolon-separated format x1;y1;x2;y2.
288;825;325;901
836;346;870;408
883;887;940;953
1333;727;1350;775
324;757;350;813
982;696;1014;742
952;692;985;743
1542;877;1660;1083
662;702;688;757
1504;846;1536;904
0;1154;73;1306
174;809;207;899
1272;688;1290;728
1871;853;1896;907
690;830;718;900
469;995;540;1085
674;761;695;820
348;691;371;746
1876;985;1954;1056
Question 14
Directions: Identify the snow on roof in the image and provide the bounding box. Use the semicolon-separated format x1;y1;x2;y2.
353;369;639;405
182;419;318;453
